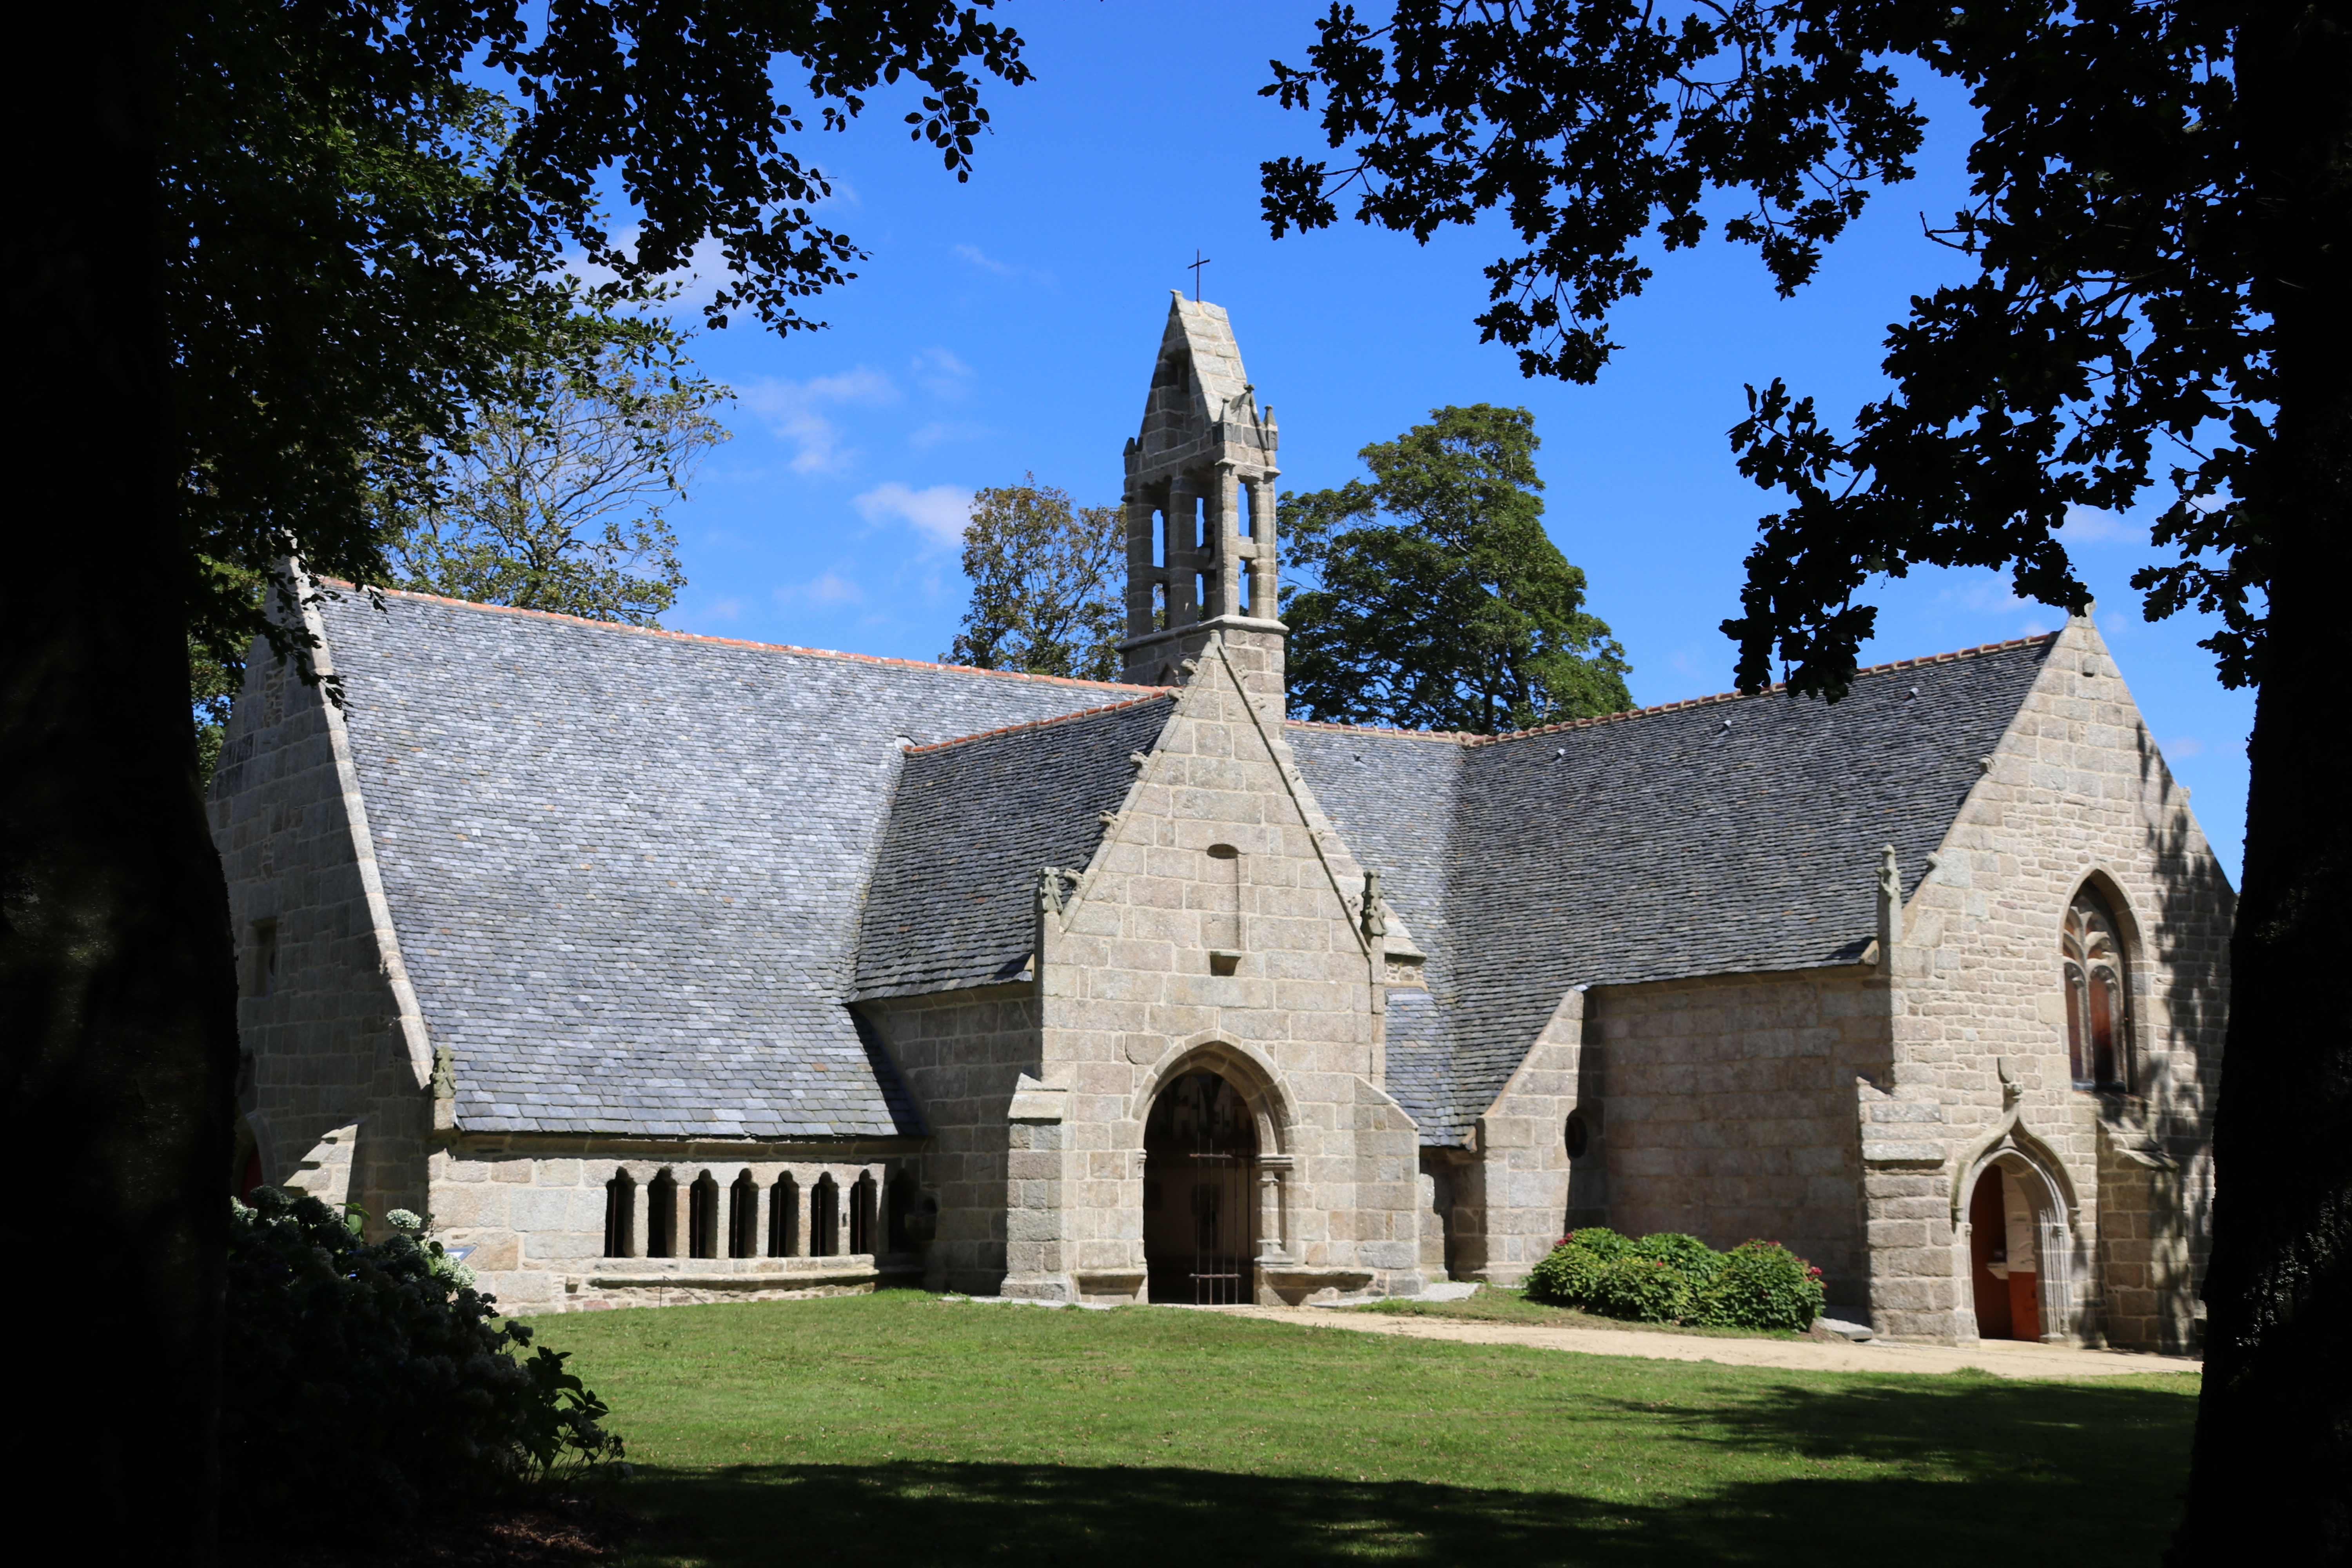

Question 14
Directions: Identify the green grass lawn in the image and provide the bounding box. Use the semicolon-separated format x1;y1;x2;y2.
1354;1285;1811;1338
521;1291;2198;1568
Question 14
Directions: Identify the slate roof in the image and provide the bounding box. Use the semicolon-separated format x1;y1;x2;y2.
311;589;1154;1138
854;696;1177;999
1289;636;2054;1143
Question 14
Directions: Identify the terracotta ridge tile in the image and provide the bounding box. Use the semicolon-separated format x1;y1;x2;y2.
1468;632;2062;748
314;580;1165;695
1277;632;2058;750
904;691;1178;754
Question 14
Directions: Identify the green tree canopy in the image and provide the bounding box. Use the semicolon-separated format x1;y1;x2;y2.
946;476;1124;682
1282;404;1631;733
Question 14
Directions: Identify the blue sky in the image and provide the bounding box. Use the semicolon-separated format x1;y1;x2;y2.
616;2;2252;880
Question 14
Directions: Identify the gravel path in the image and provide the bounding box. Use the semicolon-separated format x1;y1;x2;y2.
1213;1305;2203;1381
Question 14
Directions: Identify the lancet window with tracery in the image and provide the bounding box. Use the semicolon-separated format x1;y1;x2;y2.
2062;887;2132;1092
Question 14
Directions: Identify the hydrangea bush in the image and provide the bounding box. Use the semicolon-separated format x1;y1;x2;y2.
223;1186;623;1530
1523;1227;1824;1330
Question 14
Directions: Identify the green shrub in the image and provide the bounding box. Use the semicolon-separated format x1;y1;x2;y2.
1693;1240;1828;1330
222;1187;623;1532
1564;1226;1634;1261
1524;1241;1607;1305
1587;1254;1699;1323
1630;1231;1723;1288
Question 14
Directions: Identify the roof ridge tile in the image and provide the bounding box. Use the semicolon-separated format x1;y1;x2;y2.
314;581;1167;695
1278;633;2056;750
905;691;1177;754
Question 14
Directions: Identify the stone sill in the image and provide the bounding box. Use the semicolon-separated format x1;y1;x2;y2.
581;1255;919;1291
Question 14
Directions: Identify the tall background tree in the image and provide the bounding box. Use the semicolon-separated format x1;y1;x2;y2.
945;475;1125;681
10;2;1027;1557
1283;403;1632;731
381;315;728;627
1259;0;2347;1555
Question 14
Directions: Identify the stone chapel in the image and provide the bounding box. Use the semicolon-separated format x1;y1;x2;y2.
210;293;2233;1350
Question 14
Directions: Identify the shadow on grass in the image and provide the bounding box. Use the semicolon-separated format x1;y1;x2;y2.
622;1377;2194;1568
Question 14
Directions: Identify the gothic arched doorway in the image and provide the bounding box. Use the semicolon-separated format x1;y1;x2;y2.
1143;1069;1258;1304
1965;1153;2072;1342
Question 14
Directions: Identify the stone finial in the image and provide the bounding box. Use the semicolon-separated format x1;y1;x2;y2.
1361;869;1388;939
1998;1056;2022;1109
430;1043;456;1100
1035;866;1067;917
1875;845;1900;967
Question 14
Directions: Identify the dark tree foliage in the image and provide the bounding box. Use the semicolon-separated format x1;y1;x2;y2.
1261;2;2348;1556
9;4;1027;1561
223;1189;621;1534
1283;404;1631;733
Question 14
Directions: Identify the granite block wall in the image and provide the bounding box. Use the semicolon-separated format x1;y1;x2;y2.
1862;613;2230;1345
1583;967;1884;1308
209;634;437;1233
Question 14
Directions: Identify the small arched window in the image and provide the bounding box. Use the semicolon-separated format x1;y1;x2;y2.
811;1174;840;1258
849;1171;879;1255
646;1169;678;1258
768;1173;800;1257
603;1169;637;1258
688;1171;720;1259
728;1171;760;1259
2062;886;2132;1092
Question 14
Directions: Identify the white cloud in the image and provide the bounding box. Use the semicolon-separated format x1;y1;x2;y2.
854;482;972;549
1940;573;2025;614
2060;505;2147;546
564;228;737;313
738;367;898;475
2165;735;2207;759
909;420;991;449
950;243;1055;286
912;347;975;399
776;571;865;606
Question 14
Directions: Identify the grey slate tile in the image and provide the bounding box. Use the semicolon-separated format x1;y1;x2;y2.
1290;638;2051;1143
318;590;1152;1138
853;696;1177;1000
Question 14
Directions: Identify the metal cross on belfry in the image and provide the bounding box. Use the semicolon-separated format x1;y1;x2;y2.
1188;249;1212;301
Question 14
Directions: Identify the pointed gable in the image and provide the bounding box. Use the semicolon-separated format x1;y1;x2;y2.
1134;294;1270;466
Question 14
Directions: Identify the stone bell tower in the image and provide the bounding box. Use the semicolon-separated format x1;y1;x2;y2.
1119;293;1285;701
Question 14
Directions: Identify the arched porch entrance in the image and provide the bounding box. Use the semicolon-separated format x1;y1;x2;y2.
1143;1069;1258;1304
1965;1152;2073;1342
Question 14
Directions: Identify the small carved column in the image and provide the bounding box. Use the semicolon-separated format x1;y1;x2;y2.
746;1170;769;1263
1125;491;1158;639
1212;462;1243;619
1166;476;1199;625
791;1174;814;1258
662;1172;692;1260
1247;475;1279;615
1256;1153;1294;1261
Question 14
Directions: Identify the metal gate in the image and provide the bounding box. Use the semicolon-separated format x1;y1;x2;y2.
1145;1070;1257;1304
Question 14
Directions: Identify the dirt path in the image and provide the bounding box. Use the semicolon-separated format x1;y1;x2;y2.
1214;1305;2201;1381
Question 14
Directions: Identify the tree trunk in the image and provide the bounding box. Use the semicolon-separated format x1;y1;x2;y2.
6;7;236;1561
2171;3;2352;1559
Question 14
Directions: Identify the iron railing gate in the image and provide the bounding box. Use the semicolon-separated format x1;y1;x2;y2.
1186;1149;1254;1305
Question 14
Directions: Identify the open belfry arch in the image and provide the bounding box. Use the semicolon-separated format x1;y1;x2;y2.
210;291;2230;1342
